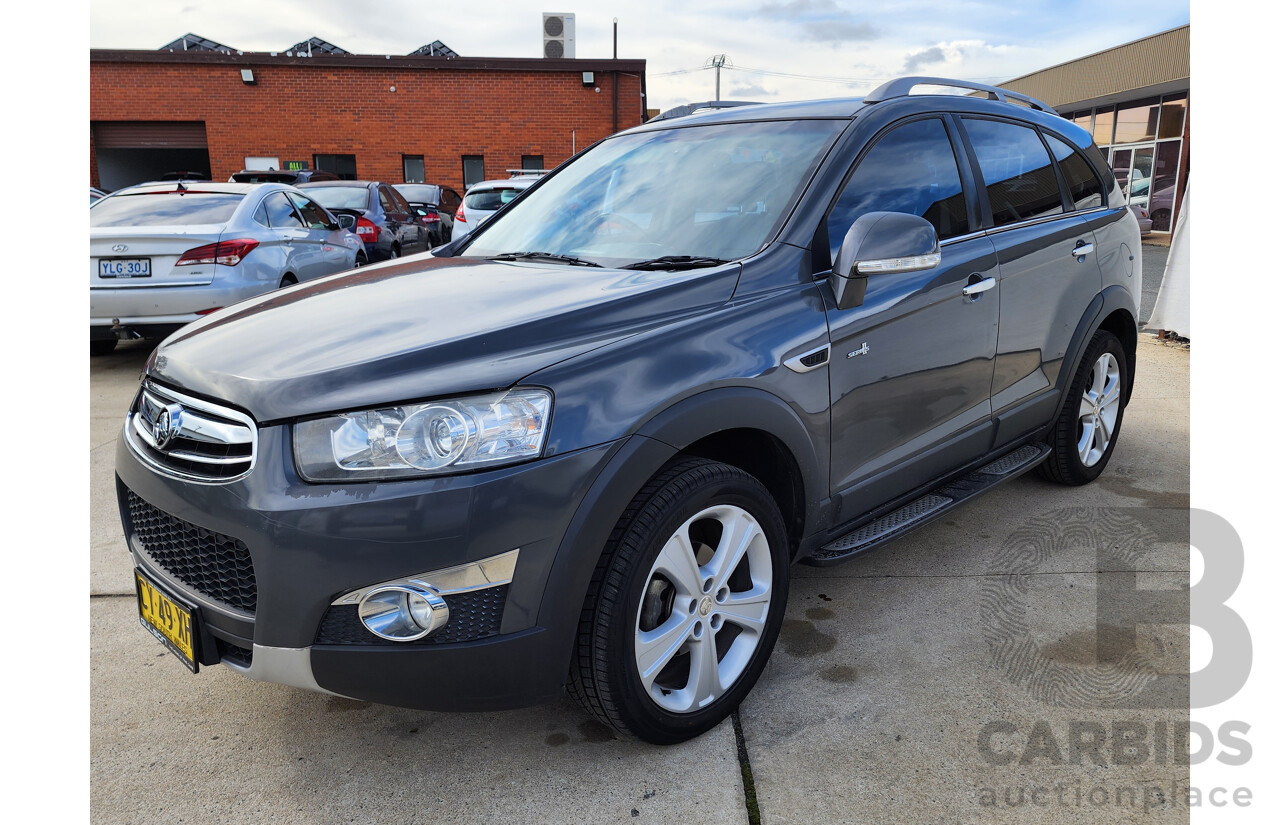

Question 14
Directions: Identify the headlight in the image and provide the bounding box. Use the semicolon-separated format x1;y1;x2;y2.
294;388;552;482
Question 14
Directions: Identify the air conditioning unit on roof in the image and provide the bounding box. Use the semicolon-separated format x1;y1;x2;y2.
543;13;575;59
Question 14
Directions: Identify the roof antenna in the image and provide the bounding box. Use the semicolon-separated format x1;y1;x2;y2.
176;180;188;192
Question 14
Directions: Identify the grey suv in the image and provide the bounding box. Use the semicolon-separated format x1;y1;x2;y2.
116;77;1141;744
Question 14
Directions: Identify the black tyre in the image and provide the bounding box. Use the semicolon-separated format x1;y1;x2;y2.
390;245;401;259
90;338;117;356
354;252;368;268
569;458;790;744
1038;329;1127;485
279;274;298;288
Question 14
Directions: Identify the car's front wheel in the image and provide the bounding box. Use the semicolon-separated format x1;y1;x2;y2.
569;459;789;744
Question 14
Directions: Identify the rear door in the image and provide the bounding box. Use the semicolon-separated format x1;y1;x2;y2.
261;191;315;280
956;117;1105;447
823;116;1000;515
287;192;351;279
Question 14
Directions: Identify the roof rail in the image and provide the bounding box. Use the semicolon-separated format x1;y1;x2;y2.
862;76;1055;113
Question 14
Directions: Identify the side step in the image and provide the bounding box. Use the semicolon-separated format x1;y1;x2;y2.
806;444;1050;565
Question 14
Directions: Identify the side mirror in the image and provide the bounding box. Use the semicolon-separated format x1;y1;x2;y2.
831;212;940;310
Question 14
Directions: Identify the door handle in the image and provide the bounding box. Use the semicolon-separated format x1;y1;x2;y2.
1071;242;1095;259
962;277;996;297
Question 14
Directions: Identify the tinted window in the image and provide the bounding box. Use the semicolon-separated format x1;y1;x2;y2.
288;194;332;229
264;192;304;228
964;118;1064;227
89;192;244;227
388;188;413;213
403;155;425;183
464;187;522;211
1045;135;1105;211
462;156;486;189
303;186;370;211
828;118;969;262
314;153;357;180
252;199;270;226
396;184;442;205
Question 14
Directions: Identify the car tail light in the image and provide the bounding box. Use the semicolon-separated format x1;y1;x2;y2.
421;209;441;224
355;217;380;243
175;239;260;267
196;307;223;315
455;204;466;223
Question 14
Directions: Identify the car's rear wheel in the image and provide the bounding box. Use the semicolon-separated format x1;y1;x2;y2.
569;458;789;744
354;251;368;267
90;339;117;356
1039;329;1127;485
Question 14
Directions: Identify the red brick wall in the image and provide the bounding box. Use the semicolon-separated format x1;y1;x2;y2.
89;61;645;190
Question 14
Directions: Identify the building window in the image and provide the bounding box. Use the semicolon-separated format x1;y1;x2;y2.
1113;98;1161;145
244;156;280;171
1092;106;1115;147
522;155;544;172
403;155;425;183
462;155;486;189
314;154;357;180
1158;93;1188;140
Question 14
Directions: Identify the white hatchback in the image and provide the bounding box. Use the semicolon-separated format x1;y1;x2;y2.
90;182;365;354
450;175;540;241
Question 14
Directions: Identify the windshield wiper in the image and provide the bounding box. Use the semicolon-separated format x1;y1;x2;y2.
621;255;733;271
488;251;602;267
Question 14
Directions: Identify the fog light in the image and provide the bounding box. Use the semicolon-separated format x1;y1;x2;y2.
357;584;449;641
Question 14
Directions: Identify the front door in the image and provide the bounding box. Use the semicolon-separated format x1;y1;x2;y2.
822;116;999;519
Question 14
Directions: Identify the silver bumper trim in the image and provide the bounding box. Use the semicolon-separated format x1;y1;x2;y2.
330;548;520;606
229;645;346;697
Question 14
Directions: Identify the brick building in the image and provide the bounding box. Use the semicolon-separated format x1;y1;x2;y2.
90;41;647;192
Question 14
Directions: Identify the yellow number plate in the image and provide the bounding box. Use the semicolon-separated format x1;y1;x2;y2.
135;570;198;672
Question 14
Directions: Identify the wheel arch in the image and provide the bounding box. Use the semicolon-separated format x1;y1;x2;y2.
1053;285;1138;422
535;387;825;679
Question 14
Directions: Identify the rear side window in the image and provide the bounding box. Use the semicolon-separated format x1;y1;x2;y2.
263;192;304;228
1045;134;1106;211
827;117;969;263
89;192;243;227
378;187;398;213
963;118;1064;226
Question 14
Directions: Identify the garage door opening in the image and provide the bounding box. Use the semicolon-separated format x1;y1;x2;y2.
93;121;210;191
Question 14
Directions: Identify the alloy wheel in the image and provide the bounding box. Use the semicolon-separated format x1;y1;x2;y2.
1077;352;1122;467
633;504;773;714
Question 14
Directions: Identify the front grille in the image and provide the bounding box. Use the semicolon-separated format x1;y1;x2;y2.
314;585;508;645
126;491;257;613
125;382;256;483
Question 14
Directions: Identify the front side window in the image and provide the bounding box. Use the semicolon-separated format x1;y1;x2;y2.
827;117;969;263
963;118;1064;227
461;119;843;267
1045;135;1105;211
263;192;304;228
288;194;333;229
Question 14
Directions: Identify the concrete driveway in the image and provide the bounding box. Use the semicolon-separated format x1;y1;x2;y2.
91;335;1189;824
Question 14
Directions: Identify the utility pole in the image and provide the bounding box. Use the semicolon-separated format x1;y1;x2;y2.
707;54;728;101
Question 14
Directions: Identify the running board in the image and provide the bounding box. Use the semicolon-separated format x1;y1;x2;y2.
806;444;1050;566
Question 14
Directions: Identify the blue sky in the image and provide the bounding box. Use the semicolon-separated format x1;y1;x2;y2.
89;0;1191;108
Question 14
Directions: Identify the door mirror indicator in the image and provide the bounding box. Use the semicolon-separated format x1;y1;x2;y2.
832;212;940;310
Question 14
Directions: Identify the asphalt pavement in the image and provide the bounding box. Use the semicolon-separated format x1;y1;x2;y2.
91;336;1190;824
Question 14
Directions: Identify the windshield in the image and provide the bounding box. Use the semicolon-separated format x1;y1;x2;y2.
89;192;244;227
303;186;371;211
461;119;842;266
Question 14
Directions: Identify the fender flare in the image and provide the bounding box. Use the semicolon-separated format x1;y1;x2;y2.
1052;285;1138;422
534;386;827;676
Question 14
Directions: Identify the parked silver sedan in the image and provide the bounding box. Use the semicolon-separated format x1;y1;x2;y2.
90;182;366;354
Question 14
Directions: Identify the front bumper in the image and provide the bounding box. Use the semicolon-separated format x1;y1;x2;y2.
116;420;621;710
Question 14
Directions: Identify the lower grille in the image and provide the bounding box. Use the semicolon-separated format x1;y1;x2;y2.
315;585;508;645
126;490;257;614
215;638;254;668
